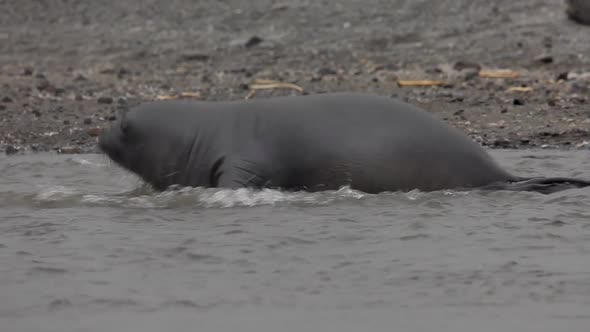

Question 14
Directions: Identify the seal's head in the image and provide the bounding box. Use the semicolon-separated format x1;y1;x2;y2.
98;102;203;190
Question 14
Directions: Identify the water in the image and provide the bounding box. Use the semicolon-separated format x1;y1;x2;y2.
1;150;590;332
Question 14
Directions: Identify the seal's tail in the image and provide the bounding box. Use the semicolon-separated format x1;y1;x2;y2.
482;177;590;195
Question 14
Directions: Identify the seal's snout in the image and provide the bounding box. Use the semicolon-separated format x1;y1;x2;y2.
98;122;125;164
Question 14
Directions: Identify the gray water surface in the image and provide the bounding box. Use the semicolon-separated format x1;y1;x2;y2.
1;150;590;332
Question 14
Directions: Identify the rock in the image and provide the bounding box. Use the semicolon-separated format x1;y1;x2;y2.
1;96;12;103
453;109;465;116
535;54;553;64
22;67;34;76
567;0;590;25
181;53;210;62
0;104;6;111
108;115;117;121
317;67;337;76
83;118;92;125
453;60;482;71
86;127;102;137
74;74;87;82
513;98;525;106
57;146;81;154
492;138;513;148
97;96;113;104
556;71;569;81
32;109;41;117
63;119;70;125
117;67;130;78
244;36;263;48
5;145;18;155
501;108;508;113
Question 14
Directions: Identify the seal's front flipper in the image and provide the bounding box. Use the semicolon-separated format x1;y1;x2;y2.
210;148;277;190
483;177;590;195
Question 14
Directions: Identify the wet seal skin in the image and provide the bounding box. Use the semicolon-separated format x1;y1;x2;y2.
566;0;590;25
99;93;590;195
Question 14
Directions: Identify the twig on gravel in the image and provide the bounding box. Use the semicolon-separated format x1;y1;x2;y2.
397;80;447;87
156;91;201;100
479;69;520;79
506;86;533;93
245;79;305;99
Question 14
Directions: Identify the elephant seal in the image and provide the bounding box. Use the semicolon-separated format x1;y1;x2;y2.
566;0;590;25
98;93;590;195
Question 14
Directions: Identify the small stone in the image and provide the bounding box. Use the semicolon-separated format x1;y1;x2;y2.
58;146;81;154
32;109;41;117
74;74;87;81
117;98;127;105
244;36;263;48
108;115;117;121
2;96;13;103
23;67;34;76
535;54;553;64
83;118;92;125
75;94;84;101
86;127;102;137
5;145;18;155
513;98;525;106
556;72;569;81
181;53;210;62
454;60;482;71
0;104;6;111
453;109;465;116
500;108;508;113
117;67;130;78
492;138;512;148
63;119;70;125
317;67;337;76
97;96;113;104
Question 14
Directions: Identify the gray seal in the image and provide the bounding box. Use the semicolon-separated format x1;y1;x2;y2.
98;93;590;194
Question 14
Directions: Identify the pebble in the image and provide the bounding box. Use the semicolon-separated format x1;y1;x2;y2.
63;120;70;125
317;67;337;76
181;53;210;61
535;54;553;64
244;36;263;48
32;110;41;117
22;67;34;76
5;145;18;155
453;60;482;71
57;146;81;154
0;104;5;111
83;118;92;125
2;96;13;103
513;98;525;106
556;72;568;81
97;96;113;104
86;127;102;137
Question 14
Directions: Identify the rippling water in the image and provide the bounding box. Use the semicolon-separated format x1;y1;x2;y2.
1;150;590;332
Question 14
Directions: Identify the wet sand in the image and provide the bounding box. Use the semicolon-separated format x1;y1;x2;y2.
1;0;589;154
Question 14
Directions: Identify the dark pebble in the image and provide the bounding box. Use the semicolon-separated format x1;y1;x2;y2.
97;96;114;104
2;96;13;103
535;55;553;64
32;109;41;117
75;94;84;101
87;127;102;137
5;145;19;155
63;119;70;125
453;109;465;116
492;138;513;148
181;53;210;62
117;98;127;105
117;67;130;78
58;146;81;154
83;118;92;125
317;67;337;76
0;104;5;111
556;72;569;81
239;83;249;90
108;115;117;121
425;67;443;74
513;98;525;106
35;73;46;79
22;67;34;76
500;108;508;113
244;36;263;48
74;74;87;82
